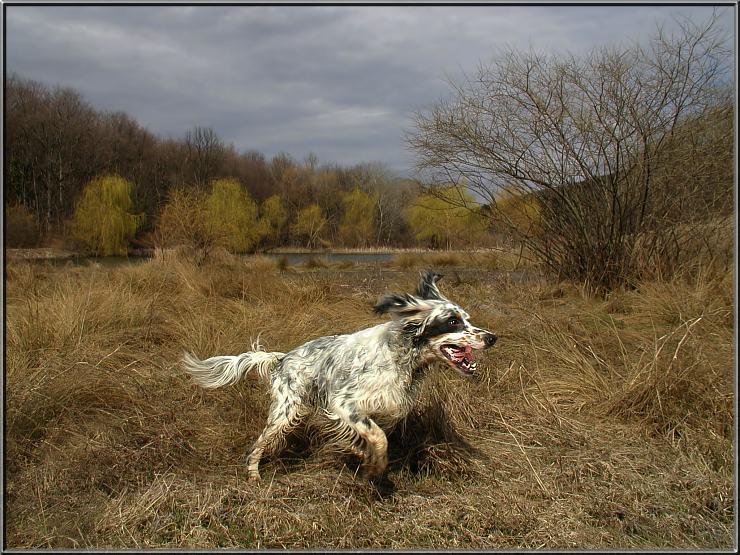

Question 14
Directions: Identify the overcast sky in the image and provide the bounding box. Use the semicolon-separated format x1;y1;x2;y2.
4;4;735;175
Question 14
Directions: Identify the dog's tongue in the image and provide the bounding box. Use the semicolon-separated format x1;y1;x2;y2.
451;344;473;362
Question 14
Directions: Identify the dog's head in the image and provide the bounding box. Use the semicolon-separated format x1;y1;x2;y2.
374;270;497;376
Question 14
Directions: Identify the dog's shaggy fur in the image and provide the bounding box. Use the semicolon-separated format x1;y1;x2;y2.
182;270;497;481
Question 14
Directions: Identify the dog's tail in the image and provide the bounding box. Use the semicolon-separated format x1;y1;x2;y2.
182;347;284;389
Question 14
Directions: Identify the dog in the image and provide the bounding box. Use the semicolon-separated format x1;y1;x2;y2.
182;270;497;481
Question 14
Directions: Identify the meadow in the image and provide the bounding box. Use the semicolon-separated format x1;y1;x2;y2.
4;251;735;549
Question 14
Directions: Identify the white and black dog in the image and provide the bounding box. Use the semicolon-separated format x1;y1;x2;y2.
183;270;497;481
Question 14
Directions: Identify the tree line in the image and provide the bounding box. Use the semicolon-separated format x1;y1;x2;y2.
5;74;490;252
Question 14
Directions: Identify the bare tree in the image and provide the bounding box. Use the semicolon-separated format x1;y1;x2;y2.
6;77;100;231
408;14;731;291
184;126;225;189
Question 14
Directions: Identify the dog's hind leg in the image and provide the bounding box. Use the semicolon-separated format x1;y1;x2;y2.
246;394;306;481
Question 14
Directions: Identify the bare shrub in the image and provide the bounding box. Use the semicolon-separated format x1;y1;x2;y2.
276;255;290;272
409;14;732;292
155;188;213;265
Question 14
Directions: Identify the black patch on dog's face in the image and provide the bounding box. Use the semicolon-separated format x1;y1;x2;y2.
420;312;464;340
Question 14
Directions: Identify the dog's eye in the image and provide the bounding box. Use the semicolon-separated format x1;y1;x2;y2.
448;317;459;326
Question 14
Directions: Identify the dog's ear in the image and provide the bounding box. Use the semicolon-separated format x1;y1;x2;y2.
374;293;429;319
416;269;447;301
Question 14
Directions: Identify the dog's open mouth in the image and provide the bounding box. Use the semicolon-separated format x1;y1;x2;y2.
440;344;476;375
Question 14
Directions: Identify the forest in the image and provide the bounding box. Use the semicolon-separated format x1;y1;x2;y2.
5;75;491;254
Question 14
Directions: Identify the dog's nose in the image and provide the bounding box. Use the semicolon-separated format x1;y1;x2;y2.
484;333;497;347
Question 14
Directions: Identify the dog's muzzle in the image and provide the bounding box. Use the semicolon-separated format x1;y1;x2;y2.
484;333;497;348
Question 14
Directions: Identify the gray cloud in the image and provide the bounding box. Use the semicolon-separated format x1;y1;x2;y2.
5;5;733;174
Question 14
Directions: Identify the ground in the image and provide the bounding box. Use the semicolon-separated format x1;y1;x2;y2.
3;252;735;549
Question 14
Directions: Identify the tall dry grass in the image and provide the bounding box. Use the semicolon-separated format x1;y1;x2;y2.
4;253;734;548
629;217;734;284
388;248;532;271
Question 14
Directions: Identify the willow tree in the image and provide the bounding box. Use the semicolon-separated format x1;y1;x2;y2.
292;204;326;249
405;186;488;249
493;186;541;239
204;178;262;253
73;174;142;256
258;194;289;247
338;187;378;247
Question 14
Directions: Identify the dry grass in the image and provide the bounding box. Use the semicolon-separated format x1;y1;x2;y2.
388;248;531;271
629;217;734;283
4;253;735;549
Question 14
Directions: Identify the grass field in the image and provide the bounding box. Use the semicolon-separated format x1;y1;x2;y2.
4;252;735;549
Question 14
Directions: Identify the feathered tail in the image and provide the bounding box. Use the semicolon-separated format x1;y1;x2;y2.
182;347;284;389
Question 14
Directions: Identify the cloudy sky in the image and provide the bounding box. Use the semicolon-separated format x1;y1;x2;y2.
4;4;734;175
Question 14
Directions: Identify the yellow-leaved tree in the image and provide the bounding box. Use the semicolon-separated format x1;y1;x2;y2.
73;174;143;256
292;204;326;249
338;187;378;247
204;178;262;253
493;186;541;238
405;186;488;249
258;195;288;247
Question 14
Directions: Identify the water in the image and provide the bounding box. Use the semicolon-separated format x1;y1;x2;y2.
262;252;395;265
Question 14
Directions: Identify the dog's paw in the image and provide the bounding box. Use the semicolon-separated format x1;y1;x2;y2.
357;464;379;481
369;474;396;497
247;472;261;482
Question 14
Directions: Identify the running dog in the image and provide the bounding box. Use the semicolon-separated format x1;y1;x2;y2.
182;270;497;481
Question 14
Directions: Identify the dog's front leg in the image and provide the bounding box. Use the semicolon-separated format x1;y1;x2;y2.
357;417;388;480
330;405;388;479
